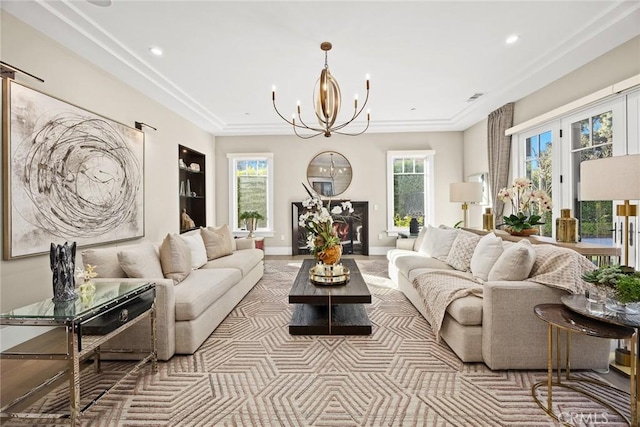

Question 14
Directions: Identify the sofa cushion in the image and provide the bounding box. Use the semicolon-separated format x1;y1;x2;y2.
174;268;242;321
393;253;453;279
488;239;536;281
82;246;127;278
418;225;459;260
446;295;483;326
159;234;192;284
470;232;504;281
202;226;234;260
200;249;263;277
446;230;481;272
180;232;208;269
117;243;164;279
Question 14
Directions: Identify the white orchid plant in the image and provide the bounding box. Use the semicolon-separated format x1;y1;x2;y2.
497;177;552;232
298;197;354;255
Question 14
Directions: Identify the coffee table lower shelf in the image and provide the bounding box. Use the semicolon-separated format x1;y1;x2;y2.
289;304;372;335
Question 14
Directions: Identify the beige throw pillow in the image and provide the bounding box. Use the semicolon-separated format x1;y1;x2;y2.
82;246;127;278
202;226;234;260
488;239;536;281
117;243;164;279
470;232;504;281
159;233;192;284
207;224;236;251
446;231;481;272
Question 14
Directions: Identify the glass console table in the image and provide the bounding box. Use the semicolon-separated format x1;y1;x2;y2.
0;281;157;426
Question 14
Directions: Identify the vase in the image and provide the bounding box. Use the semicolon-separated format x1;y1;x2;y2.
506;227;538;237
556;208;578;243
50;242;78;302
317;244;342;265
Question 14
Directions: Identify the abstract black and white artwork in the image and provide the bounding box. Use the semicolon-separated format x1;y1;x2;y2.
2;79;144;259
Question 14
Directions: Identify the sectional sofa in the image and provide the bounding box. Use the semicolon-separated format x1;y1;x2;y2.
387;226;610;370
81;225;264;360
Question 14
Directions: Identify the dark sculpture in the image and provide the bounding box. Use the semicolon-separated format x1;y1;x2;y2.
50;242;78;302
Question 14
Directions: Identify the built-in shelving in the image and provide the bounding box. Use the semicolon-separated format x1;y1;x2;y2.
179;145;206;231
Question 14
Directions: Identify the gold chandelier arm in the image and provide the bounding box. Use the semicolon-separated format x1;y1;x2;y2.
332;87;370;132
293;125;323;139
333;118;370;136
273;98;325;134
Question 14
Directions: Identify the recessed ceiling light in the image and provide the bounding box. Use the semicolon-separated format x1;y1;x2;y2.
506;35;520;44
149;46;163;56
87;0;112;6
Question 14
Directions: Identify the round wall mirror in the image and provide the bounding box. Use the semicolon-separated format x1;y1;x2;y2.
306;151;352;197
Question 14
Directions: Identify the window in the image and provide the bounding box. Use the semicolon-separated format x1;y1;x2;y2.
524;130;553;237
386;150;435;233
227;153;274;235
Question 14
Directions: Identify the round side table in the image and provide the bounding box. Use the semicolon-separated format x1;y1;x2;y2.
533;303;636;426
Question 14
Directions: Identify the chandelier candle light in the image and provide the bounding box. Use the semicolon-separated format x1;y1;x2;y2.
272;42;370;138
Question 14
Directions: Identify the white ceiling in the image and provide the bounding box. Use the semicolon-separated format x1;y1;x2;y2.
2;1;639;136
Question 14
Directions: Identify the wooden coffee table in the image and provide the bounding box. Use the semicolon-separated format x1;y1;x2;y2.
289;258;372;335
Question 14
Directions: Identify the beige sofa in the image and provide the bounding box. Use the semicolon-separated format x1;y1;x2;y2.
387;226;610;370
81;226;264;361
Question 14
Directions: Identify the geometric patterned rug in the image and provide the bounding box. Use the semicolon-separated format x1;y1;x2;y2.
6;259;630;426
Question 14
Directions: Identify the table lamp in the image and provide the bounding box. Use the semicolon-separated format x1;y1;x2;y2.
580;154;640;267
450;182;483;228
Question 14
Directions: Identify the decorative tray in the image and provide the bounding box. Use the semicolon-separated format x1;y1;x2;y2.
309;263;350;286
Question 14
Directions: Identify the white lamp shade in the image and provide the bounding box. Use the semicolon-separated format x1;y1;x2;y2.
580;154;640;201
449;182;483;203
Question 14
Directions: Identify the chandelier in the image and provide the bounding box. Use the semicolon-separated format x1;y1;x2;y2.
272;42;370;139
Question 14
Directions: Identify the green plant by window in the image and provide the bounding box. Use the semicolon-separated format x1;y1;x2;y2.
614;274;640;304
239;211;265;221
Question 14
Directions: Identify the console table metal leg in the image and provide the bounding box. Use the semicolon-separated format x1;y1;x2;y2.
547;323;553;411
68;325;80;426
151;302;158;373
631;332;637;426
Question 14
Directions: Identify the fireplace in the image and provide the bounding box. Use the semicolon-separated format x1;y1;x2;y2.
292;201;369;256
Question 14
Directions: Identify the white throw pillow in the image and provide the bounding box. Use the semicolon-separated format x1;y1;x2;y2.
180;232;208;269
418;225;459;260
413;226;428;251
118;243;164;279
446;231;481;272
488;239;536;281
470;232;504;281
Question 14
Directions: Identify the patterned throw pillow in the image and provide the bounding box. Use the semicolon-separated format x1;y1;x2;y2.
446;231;481;271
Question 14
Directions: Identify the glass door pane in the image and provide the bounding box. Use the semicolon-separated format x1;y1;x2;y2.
571;111;614;245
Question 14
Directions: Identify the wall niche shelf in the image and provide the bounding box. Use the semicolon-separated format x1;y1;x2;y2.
179;145;206;231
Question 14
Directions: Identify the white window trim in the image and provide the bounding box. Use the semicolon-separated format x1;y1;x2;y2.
227;153;274;237
386;150;436;236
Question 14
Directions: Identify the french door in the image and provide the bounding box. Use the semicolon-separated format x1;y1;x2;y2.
562;95;637;267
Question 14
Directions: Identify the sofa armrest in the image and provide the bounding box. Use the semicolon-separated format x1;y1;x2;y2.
396;238;416;250
93;278;176;361
482;281;609;370
236;238;256;250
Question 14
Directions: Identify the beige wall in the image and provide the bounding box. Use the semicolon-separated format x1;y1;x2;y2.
463;36;640;209
215;132;464;254
462;120;488;229
0;13;215;311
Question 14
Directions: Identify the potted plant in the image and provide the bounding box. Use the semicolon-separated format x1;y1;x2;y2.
496;177;552;235
239;211;264;237
582;265;640;312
